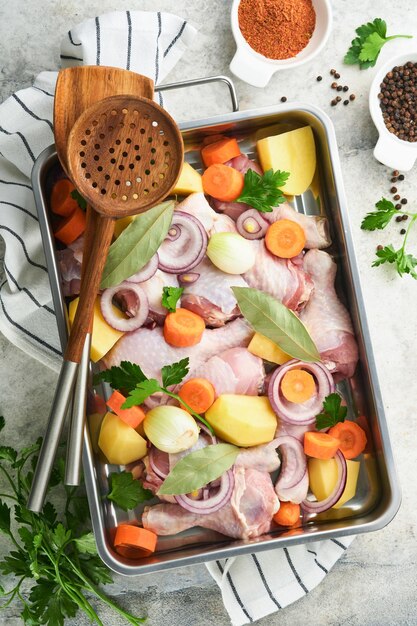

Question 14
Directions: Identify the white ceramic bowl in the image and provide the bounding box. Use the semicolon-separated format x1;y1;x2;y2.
370;51;417;171
229;0;332;88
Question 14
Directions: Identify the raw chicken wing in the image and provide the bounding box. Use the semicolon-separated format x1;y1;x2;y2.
192;347;265;396
264;203;331;249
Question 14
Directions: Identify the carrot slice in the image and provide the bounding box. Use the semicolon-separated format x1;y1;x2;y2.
54;206;86;245
281;369;316;403
201;134;227;146
201;137;241;167
163;308;205;347
202;163;244;202
113;524;157;558
50;178;79;217
265;219;306;259
328;421;367;460
273;501;301;526
106;390;146;429
178;378;215;414
304;431;341;460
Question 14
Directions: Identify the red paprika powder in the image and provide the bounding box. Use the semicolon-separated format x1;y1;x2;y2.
238;0;316;60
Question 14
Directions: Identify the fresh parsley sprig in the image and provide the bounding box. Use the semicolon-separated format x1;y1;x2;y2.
315;393;347;430
161;286;184;314
237;168;290;213
361;198;417;279
344;18;412;69
94;359;213;432
107;471;152;511
70;189;87;210
0;416;145;626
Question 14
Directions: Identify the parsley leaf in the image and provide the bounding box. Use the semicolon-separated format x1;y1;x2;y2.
0;446;17;463
315;393;347;430
361;198;398;231
93;360;147;392
70;188;87;210
107;471;153;511
373;244;417;278
0;500;11;535
344;19;412;69
161;358;189;387
74;531;98;555
123;378;162;407
162;285;184;313
237;168;290;213
0;415;4;432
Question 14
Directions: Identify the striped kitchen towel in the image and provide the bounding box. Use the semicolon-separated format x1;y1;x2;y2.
0;10;196;371
0;10;354;625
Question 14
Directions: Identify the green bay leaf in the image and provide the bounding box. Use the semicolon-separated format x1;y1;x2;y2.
157;443;240;496
100;200;174;289
232;286;320;362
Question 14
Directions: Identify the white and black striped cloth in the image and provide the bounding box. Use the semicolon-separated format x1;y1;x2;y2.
0;10;354;624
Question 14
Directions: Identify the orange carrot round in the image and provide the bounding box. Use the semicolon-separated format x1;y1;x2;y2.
50;178;79;216
106;390;146;429
201;137;241;167
163;308;205;347
202;163;244;202
281;369;316;403
179;378;215;414
114;524;157;558
304;431;341;460
54;206;86;245
265;219;306;259
273;501;301;526
328;421;367;460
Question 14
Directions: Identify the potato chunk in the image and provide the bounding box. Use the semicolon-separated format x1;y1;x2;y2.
308;458;360;509
98;412;147;465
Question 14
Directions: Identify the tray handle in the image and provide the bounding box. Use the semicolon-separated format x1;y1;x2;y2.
155;75;239;113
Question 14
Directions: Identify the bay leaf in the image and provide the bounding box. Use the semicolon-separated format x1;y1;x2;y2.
100;200;174;289
232;286;320;362
157;443;240;496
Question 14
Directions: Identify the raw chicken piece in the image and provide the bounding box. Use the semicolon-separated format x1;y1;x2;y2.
300;249;358;379
56;234;84;296
243;240;314;311
139;270;179;325
142;466;279;539
210;154;263;220
191;347;265;397
264;203;331;249
103;318;253;383
236;438;281;473
181;257;247;327
176;193;236;236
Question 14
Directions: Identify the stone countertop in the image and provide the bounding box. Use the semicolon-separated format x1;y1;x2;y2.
1;1;417;624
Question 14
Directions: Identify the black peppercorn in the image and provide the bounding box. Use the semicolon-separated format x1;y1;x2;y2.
395;215;403;222
343;86;349;92
391;186;398;193
393;170;400;176
334;72;340;79
400;228;406;234
331;99;337;106
398;174;405;180
349;94;356;101
391;177;398;182
394;194;401;200
401;198;408;204
379;63;417;141
330;69;336;75
317;76;323;81
336;96;342;102
395;204;401;209
281;96;287;102
337;85;343;92
331;82;337;89
343;100;349;105
377;244;383;251
402;214;408;221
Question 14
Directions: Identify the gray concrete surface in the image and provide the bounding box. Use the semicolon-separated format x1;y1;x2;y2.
1;1;417;625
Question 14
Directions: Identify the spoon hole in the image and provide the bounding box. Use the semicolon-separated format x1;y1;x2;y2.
116;139;121;145
122;151;128;157
129;163;134;169
135;155;141;161
122;108;128;115
159;129;165;135
152;182;158;188
159;173;165;179
85;129;91;135
94;143;100;149
133;193;138;200
126;181;131;187
108;125;114;131
136;177;142;183
94;155;99;161
92;120;98;127
109;148;115;154
110;158;116;164
140;129;145;134
115;180;120;186
119;165;125;171
86;173;91;179
122;195;127;201
98;166;103;172
99;133;105;139
79;151;85;157
145;169;150;175
105;174;110;180
150;159;155;165
130;123;136;129
148;137;153;143
81;162;86;169
101;189;106;195
126;138;132;144
163;141;170;147
151;148;156;154
81;140;87;146
152;121;158;127
144;189;149;195
111;109;117;116
111;193;117;199
92;182;98;188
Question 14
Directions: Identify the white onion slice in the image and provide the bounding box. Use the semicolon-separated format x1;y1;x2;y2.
100;282;149;331
301;450;347;513
126;253;159;283
274;436;307;493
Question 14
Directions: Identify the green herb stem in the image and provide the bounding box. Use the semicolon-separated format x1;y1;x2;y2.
386;34;413;40
163;390;213;432
400;213;417;252
0;464;19;497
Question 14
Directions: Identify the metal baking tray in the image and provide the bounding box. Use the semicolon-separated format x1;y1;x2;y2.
32;75;401;576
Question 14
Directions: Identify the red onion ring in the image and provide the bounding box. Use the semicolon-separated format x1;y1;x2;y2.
148;446;170;479
274;436;307;493
158;211;208;274
175;469;234;515
178;272;200;285
301;450;347;514
268;360;335;425
197;422;217;445
126;253;159;283
236;209;269;240
100;281;149;331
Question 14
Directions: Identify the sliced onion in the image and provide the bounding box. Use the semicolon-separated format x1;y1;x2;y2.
268;360;335;425
175;469;234;515
158;211;207;274
274;436;307;492
236;209;269;240
198;422;217;445
148;446;170;479
301;450;347;513
144;406;199;454
126;253;159;283
178;272;200;285
100;282;149;331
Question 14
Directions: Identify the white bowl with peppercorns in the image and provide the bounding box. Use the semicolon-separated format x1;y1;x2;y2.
229;0;332;88
370;52;417;171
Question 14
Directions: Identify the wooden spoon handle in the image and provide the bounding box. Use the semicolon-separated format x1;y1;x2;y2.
82;206;97;333
64;214;115;363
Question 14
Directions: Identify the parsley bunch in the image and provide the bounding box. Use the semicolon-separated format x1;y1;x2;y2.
94;358;213;432
361;198;417;279
344;18;412;69
237;168;290;213
0;416;145;626
315;393;347;430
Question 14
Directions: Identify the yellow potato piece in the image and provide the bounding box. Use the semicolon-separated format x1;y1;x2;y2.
308;458;360;509
205;394;277;447
248;332;292;365
172;162;203;195
98;412;147;465
257;126;316;196
68;297;123;362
